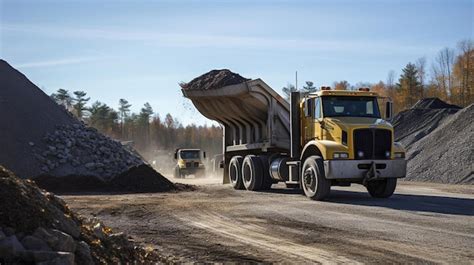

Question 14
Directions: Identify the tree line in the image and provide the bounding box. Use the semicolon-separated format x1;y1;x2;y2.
282;39;473;113
50;91;222;160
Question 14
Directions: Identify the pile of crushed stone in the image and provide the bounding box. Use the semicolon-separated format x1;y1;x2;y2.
393;98;461;147
0;60;174;192
0;165;166;264
180;69;249;90
393;98;473;184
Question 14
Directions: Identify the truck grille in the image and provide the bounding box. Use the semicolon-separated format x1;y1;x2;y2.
353;129;391;160
185;162;200;168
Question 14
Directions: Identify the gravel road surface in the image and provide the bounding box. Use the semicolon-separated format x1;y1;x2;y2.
63;177;474;264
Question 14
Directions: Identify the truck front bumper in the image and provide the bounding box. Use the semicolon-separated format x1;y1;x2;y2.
324;159;406;180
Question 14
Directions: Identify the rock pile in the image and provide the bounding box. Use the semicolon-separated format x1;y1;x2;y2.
0;165;164;264
0;59;174;192
34;124;142;180
180;69;249;90
393;98;473;184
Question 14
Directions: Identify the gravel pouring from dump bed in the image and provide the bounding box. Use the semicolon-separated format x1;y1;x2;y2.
180;69;250;90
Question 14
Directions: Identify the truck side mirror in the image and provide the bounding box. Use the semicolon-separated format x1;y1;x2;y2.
174;151;178;160
203;151;206;158
385;101;393;121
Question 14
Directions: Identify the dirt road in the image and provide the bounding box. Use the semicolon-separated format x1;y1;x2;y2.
64;177;474;263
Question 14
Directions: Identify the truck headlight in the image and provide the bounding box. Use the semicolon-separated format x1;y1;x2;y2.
385;151;391;158
357;151;364;158
394;152;405;159
333;152;349;159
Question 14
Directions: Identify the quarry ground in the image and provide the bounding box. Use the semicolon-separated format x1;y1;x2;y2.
63;176;474;264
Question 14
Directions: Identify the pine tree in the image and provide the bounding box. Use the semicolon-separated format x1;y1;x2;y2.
302;81;317;93
72;91;90;119
397;63;421;109
118;99;132;138
51;89;72;109
282;83;298;100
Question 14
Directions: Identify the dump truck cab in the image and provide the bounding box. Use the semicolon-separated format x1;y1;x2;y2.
297;88;406;199
173;148;206;178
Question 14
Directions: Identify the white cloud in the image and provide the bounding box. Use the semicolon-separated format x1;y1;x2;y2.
14;57;98;68
2;23;437;55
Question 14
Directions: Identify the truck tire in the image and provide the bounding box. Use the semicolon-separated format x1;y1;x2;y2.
301;156;331;200
229;156;245;190
367;178;397;198
173;166;180;179
242;155;263;191
258;155;273;190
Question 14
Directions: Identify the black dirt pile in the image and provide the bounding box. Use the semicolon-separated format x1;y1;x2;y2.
180;69;250;90
393;98;473;184
0;165;166;264
0;60;174;192
0;59;75;178
33;164;176;194
393;98;461;147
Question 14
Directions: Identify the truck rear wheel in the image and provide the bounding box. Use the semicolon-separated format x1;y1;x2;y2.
242;155;263;191
301;156;331;200
229;156;245;190
367;178;397;198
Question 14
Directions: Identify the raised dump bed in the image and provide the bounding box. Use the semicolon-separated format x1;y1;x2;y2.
181;70;290;153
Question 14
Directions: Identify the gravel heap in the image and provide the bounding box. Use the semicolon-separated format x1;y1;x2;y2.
393;98;461;147
0;60;174;192
33;124;142;179
393;98;473;184
180;69;250;90
0;165;165;264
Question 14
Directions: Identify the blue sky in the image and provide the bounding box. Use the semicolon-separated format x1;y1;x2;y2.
1;0;472;125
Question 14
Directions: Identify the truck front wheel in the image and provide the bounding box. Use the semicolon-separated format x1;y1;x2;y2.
173;166;181;179
366;178;397;198
301;156;331;201
229;156;245;190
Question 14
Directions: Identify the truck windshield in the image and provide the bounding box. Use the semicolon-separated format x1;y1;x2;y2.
180;150;200;159
322;96;380;118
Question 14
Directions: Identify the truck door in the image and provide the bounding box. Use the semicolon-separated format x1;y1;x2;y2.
314;97;323;140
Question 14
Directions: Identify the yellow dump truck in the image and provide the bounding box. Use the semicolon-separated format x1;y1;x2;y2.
173;148;206;178
182;74;406;200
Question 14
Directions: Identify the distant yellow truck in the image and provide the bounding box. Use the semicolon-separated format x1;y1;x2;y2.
182;76;407;200
173;149;206;178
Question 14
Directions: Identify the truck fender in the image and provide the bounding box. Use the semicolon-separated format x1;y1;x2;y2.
300;140;326;161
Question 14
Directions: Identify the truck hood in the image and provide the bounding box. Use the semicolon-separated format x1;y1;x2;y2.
326;117;393;130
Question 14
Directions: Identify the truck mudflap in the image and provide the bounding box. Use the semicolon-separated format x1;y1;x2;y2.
323;159;406;180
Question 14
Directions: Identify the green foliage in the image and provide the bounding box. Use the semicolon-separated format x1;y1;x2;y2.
282;83;298;100
51;89;72;109
88;101;119;134
72;91;90;119
397;63;422;108
302;81;317;93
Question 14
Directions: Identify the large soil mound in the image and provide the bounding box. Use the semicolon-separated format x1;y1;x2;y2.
393;98;473;184
404;104;474;184
0;165;165;264
180;69;249;90
0;60;174;192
